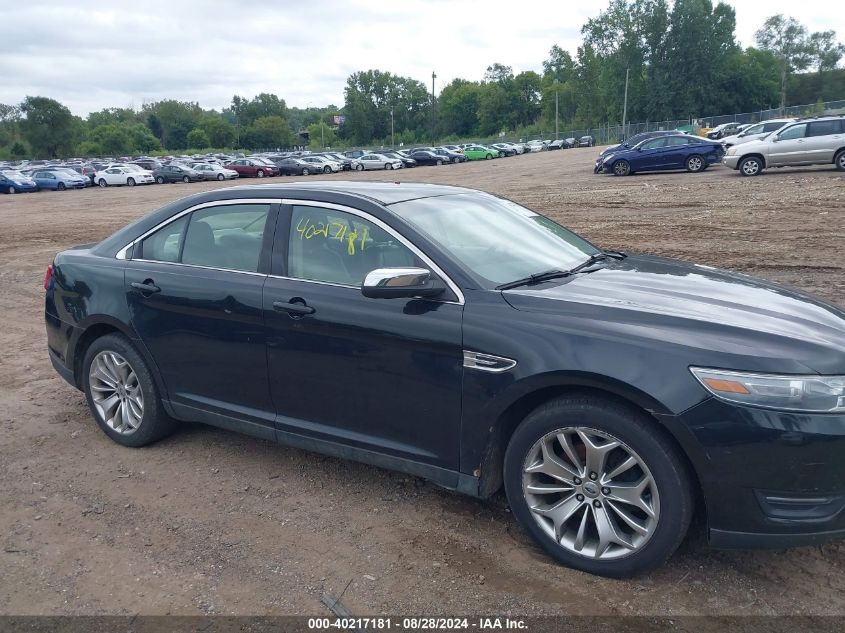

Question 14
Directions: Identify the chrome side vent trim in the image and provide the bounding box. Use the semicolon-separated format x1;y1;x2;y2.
463;351;517;373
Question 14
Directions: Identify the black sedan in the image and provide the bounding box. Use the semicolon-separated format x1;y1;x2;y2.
152;164;204;184
377;151;417;168
433;148;467;163
45;182;845;578
273;158;319;176
408;150;446;166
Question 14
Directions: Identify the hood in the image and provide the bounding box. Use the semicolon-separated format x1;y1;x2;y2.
599;143;625;157
502;254;845;374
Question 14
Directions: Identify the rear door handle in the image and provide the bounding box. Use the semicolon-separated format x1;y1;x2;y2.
273;300;315;316
130;281;161;294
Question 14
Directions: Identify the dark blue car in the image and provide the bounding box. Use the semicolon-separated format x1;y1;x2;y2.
600;135;724;176
0;169;39;193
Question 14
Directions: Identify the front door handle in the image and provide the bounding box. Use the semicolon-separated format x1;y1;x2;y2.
130;280;161;294
273;300;315;316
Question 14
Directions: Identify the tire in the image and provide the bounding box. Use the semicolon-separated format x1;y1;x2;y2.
453;157;460;164
256;170;265;178
57;182;66;191
82;333;175;448
384;163;391;170
738;156;763;177
685;155;704;173
355;164;364;171
485;154;492;160
503;394;694;578
216;173;225;181
323;166;331;174
155;176;165;184
98;179;108;188
612;160;631;176
126;178;136;187
7;186;15;194
182;176;190;183
835;149;845;171
302;168;310;176
436;159;443;166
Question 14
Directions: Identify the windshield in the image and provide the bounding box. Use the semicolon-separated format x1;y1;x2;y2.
390;193;599;287
2;170;27;179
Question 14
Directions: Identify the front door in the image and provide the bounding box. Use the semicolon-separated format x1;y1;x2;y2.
125;201;278;432
768;123;809;166
263;201;465;469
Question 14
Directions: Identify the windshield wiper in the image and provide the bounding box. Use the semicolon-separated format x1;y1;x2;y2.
496;269;572;290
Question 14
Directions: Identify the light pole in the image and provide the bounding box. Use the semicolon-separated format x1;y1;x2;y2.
554;78;559;139
321;121;325;148
431;71;437;143
391;108;395;147
621;67;630;141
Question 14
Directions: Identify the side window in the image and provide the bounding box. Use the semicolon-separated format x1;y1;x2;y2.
807;120;841;137
763;122;787;132
641;138;666;149
745;124;764;135
777;124;807;140
288;205;421;286
139;215;188;263
666;136;690;146
182;204;271;272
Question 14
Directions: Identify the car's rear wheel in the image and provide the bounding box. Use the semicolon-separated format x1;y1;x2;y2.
217;173;225;181
504;394;693;578
302;168;310;176
612;160;631;176
98;179;108;187
323;166;331;174
738;156;762;177
453;157;460;163
685;155;705;173
82;333;175;448
436;159;443;166
485;154;493;160
7;186;15;194
835;149;845;171
155;176;165;184
256;170;265;178
126;178;136;187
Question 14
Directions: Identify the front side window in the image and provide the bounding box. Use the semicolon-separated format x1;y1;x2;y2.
777;124;807;141
391;193;598;288
288;205;420;286
139;203;270;272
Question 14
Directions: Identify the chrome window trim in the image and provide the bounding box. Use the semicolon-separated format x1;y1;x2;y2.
128;259;267;277
115;198;279;260
282;198;465;305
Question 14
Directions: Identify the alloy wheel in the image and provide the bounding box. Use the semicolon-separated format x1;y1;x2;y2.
741;159;760;176
88;351;144;435
613;161;630;176
522;427;660;560
687;156;703;171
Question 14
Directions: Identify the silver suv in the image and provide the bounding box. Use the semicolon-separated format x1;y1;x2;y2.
723;116;845;176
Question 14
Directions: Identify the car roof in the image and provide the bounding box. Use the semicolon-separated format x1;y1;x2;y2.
228;181;475;205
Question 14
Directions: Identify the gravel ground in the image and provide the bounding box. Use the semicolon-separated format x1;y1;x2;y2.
0;148;843;616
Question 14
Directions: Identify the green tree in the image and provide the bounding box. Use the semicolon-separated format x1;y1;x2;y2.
307;122;336;149
128;124;161;153
186;128;210;149
19;96;77;158
10;141;27;158
241;115;293;149
142;99;202;149
90;124;133;155
755;15;813;111
808;30;845;74
438;79;482;137
200;115;237;148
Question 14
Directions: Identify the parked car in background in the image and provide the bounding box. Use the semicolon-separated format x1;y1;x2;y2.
463;145;500;160
152;164;203;184
705;122;748;140
595;131;687;172
319;153;354;171
491;143;517;157
526;140;547;152
548;140;566;150
578;135;595;147
132;159;163;171
720;119;795;148
225;159;279;178
432;148;467;163
190;163;239;181
274;158;317;176
31;169;88;190
723;116;845;176
377;151;416;168
96;166;155;187
600;135;724;176
406;150;445;166
0;170;38;193
301;156;342;174
344;150;367;159
356;153;403;170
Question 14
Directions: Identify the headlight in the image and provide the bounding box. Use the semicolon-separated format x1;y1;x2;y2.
690;367;845;413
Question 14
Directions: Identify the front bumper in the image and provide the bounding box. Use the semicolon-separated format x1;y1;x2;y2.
659;398;845;548
722;154;741;169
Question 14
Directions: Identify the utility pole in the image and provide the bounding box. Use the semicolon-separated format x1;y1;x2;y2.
554;78;559;139
391;108;395;147
321;121;325;148
621;67;630;141
431;71;437;143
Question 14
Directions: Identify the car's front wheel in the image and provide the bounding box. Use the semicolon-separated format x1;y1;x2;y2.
612;160;631;176
217;173;225;181
126;177;136;187
256;170;265;178
98;179;108;187
504;394;693;578
354;164;364;171
7;185;15;194
57;182;66;191
738;156;763;177
835;149;845;171
82;333;175;447
155;176;165;184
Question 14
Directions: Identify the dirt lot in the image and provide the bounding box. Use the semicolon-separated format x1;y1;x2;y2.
1;149;843;617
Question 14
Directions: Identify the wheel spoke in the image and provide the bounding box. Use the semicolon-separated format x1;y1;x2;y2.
577;429;618;478
525;439;579;482
606;477;656;518
593;504;633;557
604;455;637;482
573;507;590;552
88;351;144;436
605;499;650;536
556;432;583;476
531;494;582;541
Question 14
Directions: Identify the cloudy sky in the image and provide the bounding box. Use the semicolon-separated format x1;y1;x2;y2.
1;0;842;117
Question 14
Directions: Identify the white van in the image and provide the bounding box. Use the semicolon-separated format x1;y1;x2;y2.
720;118;795;148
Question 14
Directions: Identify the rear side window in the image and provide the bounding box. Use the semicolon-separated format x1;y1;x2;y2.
808;120;842;137
763;122;787;132
138;203;271;272
665;136;690;146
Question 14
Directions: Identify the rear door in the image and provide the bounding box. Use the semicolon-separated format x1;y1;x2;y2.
805;120;843;164
125;199;280;435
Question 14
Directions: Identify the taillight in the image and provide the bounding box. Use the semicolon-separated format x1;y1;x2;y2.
43;265;53;291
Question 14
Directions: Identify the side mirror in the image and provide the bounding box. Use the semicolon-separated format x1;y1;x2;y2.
361;267;445;299
771;136;779;142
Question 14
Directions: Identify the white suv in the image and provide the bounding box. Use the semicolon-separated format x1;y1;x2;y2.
720;118;795;148
723;116;845;176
